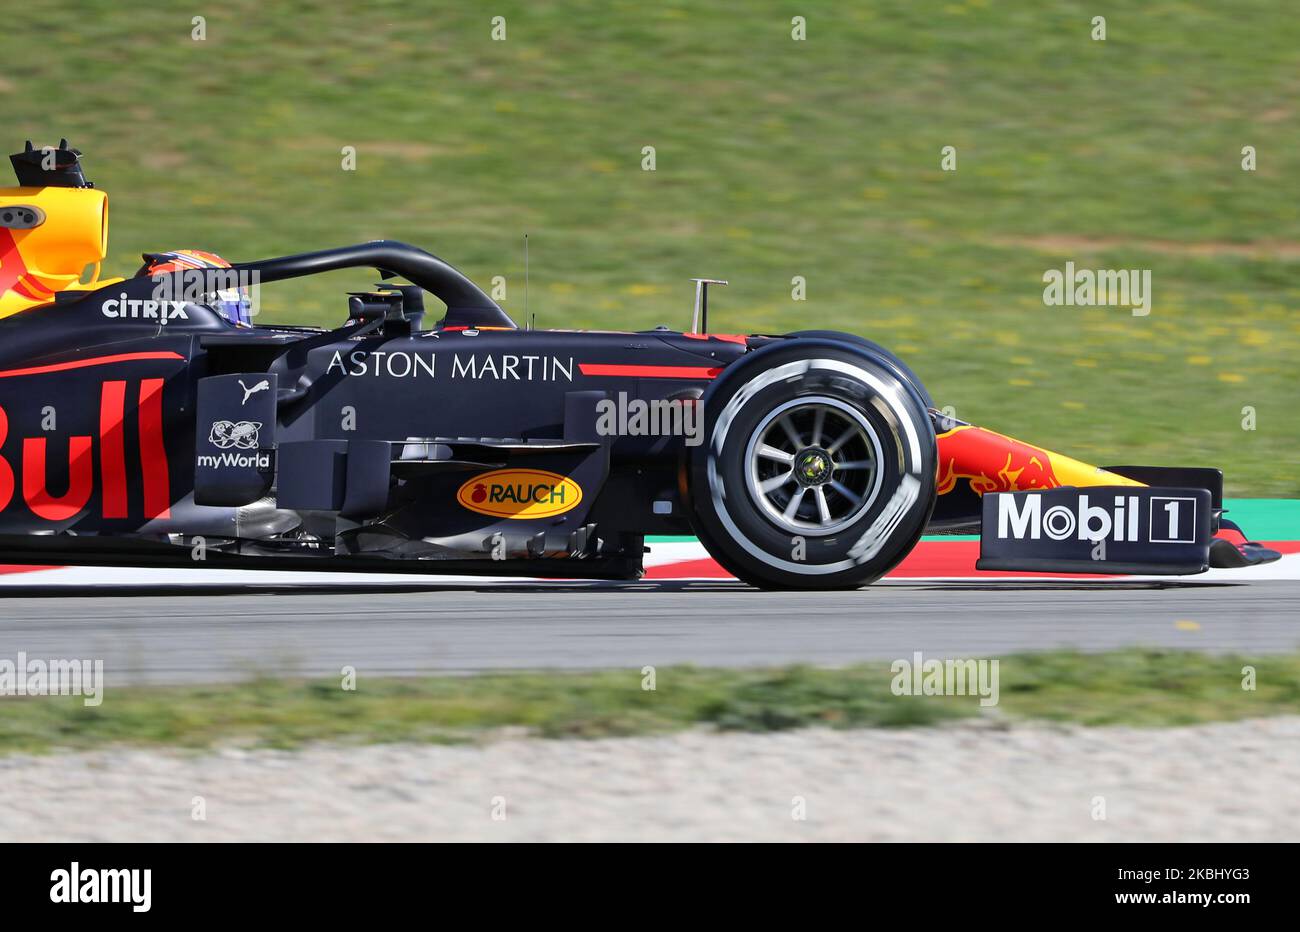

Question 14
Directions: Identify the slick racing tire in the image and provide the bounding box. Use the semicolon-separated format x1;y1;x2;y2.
786;330;934;409
686;339;936;590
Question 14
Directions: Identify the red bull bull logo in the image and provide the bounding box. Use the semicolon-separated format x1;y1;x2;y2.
936;423;1143;496
936;425;1060;495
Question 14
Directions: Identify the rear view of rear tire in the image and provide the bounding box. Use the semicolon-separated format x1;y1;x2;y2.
686;339;936;589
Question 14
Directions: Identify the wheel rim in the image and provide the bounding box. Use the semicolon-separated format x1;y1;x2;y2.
744;397;884;535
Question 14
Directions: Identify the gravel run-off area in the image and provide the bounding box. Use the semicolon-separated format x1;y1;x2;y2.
2;718;1298;842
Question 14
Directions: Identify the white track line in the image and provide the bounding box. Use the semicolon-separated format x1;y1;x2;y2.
0;565;544;588
0;544;1295;587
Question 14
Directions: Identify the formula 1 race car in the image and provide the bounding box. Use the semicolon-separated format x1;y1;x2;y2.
0;141;1280;588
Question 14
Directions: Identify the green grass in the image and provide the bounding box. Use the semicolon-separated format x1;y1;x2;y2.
2;650;1297;755
3;1;1297;493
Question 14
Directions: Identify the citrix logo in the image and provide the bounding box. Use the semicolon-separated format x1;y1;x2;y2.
101;295;190;323
997;493;1141;542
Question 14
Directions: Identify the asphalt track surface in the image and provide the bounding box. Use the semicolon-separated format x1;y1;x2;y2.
0;579;1295;685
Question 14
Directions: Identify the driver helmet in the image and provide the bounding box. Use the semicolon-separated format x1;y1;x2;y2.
136;249;252;326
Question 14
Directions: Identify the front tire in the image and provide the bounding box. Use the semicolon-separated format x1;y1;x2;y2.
686;340;936;589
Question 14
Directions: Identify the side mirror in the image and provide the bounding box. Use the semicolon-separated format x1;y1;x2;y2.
347;291;411;336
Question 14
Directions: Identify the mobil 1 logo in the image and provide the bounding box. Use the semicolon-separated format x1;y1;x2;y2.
981;486;1212;573
1149;495;1197;544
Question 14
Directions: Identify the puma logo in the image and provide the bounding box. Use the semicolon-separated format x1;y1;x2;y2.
239;378;270;405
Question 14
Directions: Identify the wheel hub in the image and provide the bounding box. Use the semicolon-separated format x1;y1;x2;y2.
743;397;885;536
793;447;833;487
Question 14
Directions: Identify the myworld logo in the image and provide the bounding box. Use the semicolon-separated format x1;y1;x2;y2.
997;493;1142;542
208;420;261;450
197;451;270;469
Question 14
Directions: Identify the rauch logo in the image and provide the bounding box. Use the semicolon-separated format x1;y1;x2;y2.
456;469;582;519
